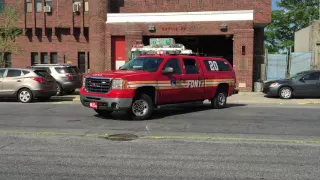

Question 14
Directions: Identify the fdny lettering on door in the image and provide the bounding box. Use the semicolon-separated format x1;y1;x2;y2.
187;80;202;88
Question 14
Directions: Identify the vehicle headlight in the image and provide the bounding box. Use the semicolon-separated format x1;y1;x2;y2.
269;82;279;87
112;79;126;89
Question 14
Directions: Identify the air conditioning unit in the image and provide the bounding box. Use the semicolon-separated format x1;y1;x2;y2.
73;3;80;12
43;5;51;12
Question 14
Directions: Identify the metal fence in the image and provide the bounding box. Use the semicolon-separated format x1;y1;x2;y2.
266;54;288;81
266;52;313;81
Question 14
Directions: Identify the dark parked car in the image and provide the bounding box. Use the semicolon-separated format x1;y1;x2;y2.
263;70;320;99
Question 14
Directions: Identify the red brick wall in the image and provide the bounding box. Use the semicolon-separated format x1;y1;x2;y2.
233;29;254;91
12;35;89;68
115;0;271;24
88;0;107;73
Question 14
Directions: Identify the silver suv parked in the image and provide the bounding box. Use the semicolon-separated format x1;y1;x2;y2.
28;64;82;96
0;68;57;103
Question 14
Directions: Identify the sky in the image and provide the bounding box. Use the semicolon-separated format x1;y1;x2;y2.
272;0;279;10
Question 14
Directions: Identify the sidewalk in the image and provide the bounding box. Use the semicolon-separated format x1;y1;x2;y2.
228;92;320;105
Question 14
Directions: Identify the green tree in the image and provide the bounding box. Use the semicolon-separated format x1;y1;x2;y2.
0;1;23;67
265;0;319;53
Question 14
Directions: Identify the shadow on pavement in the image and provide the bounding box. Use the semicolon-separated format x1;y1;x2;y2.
264;94;320;99
95;103;247;121
0;96;77;103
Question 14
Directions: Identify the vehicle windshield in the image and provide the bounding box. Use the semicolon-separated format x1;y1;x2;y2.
119;57;164;72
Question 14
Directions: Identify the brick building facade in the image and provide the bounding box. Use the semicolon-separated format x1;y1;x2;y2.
0;0;271;91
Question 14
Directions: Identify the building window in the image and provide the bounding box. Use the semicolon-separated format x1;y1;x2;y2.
25;0;32;12
0;0;4;13
40;52;49;64
35;0;42;12
4;52;11;68
45;0;52;7
84;1;88;12
50;52;57;64
0;52;11;67
31;52;39;65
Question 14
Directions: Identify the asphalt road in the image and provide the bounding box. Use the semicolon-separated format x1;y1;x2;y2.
0;101;320;179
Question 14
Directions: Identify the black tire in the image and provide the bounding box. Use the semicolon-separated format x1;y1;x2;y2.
17;88;34;103
131;94;154;120
279;87;292;99
56;83;63;96
211;91;227;109
94;109;113;117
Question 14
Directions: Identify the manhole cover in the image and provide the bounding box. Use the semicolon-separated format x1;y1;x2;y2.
105;133;139;141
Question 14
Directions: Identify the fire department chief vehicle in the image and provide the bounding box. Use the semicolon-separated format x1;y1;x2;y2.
80;39;238;120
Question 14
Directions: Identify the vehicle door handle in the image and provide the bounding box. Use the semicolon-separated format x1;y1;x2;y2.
17;80;21;82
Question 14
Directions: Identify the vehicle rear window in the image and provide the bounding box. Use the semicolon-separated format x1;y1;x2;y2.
204;60;231;71
34;70;51;78
71;67;79;73
22;70;30;75
55;67;77;74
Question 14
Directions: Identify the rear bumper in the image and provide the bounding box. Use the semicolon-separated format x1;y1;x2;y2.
61;81;82;91
80;95;132;111
32;90;57;97
233;89;239;95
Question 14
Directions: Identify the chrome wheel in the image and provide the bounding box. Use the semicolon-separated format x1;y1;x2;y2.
132;100;149;117
217;93;226;106
280;88;292;99
19;90;31;103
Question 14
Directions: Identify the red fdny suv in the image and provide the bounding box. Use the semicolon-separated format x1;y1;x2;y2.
80;55;237;120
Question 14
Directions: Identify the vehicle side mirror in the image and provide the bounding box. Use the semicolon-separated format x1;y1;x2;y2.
162;67;174;74
300;78;305;82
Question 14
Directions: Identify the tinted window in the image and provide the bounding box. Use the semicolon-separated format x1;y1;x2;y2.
183;58;199;74
162;58;182;74
71;66;80;73
32;67;51;74
22;70;30;75
6;70;22;77
0;69;5;78
204;60;231;71
303;72;320;80
34;70;52;78
55;67;73;74
120;57;164;72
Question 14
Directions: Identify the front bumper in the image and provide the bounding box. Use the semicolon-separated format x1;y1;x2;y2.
80;95;133;111
262;86;279;96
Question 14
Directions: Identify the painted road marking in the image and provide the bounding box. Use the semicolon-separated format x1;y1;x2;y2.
0;130;320;144
299;102;320;105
